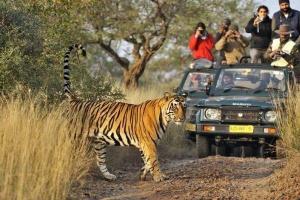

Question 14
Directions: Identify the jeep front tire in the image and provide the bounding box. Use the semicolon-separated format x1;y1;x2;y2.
196;135;210;158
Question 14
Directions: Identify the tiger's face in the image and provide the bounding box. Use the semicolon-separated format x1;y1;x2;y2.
162;93;186;125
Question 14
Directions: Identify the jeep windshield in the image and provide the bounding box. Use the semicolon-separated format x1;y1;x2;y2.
182;72;213;93
211;68;287;96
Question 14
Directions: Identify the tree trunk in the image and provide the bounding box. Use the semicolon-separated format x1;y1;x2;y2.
123;55;151;89
124;70;139;89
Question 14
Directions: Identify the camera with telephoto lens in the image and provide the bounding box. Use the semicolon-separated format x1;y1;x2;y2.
279;50;288;56
198;29;204;34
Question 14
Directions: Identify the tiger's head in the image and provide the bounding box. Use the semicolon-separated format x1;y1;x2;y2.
161;92;186;125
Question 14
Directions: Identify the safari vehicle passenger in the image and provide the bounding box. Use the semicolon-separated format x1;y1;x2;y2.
265;24;300;67
215;24;249;64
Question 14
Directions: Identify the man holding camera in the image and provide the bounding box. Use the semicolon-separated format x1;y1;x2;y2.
265;24;299;67
188;22;214;61
215;18;231;65
245;5;272;63
215;24;249;64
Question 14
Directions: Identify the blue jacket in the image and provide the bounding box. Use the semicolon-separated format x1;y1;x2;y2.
272;9;300;41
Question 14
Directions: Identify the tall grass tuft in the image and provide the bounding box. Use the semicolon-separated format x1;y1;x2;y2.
276;89;300;153
0;96;91;200
269;89;300;198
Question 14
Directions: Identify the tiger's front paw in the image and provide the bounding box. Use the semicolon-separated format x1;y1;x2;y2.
161;173;169;180
140;168;149;181
153;173;166;182
140;174;147;181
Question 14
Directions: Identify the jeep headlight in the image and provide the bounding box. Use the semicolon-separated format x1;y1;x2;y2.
265;111;276;122
204;108;221;120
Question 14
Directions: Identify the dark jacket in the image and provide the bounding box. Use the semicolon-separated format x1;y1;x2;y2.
245;16;272;49
272;9;300;41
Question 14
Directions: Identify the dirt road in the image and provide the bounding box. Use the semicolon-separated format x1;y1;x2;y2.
69;155;283;200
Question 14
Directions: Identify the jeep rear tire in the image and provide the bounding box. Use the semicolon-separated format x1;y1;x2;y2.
196;135;210;158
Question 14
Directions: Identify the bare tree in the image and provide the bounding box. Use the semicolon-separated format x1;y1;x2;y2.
83;0;185;88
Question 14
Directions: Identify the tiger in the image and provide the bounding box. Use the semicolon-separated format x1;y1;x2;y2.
63;44;185;182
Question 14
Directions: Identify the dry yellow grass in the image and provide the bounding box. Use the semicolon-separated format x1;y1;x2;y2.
276;89;300;154
121;86;163;104
267;89;300;198
0;96;91;200
118;81;177;104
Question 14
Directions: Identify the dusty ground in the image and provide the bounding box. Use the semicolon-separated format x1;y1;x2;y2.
69;150;285;200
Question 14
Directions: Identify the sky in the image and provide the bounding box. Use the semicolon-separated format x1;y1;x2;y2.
255;0;300;16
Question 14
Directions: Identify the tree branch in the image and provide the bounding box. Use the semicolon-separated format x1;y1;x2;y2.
132;43;142;61
99;41;129;70
124;35;138;44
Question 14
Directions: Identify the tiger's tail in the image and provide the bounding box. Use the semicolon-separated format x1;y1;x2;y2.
63;44;86;98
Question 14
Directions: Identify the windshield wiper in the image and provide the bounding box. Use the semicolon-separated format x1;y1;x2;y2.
253;87;282;94
223;86;252;92
188;89;204;93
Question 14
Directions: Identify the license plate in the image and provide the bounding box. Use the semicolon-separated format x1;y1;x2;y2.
229;125;254;133
185;123;196;132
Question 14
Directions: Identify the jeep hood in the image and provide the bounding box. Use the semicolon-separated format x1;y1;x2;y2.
203;96;276;109
185;93;207;106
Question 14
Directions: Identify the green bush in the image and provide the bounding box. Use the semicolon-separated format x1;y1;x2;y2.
0;2;123;102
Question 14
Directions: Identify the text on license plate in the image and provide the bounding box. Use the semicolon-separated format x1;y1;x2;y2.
185;123;196;132
229;125;254;133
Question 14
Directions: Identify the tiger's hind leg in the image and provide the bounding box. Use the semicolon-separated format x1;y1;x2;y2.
93;140;116;180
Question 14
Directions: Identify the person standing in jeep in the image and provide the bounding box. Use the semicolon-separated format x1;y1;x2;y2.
188;22;214;61
245;5;272;63
215;24;249;65
265;24;299;67
272;0;300;44
215;18;231;65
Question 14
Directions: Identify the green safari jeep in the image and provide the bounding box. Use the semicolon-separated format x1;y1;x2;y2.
185;64;296;158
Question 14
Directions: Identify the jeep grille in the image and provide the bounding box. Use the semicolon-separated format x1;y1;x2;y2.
222;107;261;123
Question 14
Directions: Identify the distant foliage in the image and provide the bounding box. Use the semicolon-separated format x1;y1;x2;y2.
0;2;123;102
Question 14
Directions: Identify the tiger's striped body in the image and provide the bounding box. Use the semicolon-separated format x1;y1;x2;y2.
63;44;185;182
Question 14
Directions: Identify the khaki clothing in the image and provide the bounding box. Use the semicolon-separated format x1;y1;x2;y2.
265;38;300;67
215;36;249;64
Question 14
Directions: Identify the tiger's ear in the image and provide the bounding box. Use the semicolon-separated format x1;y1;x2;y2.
164;92;171;100
174;96;185;102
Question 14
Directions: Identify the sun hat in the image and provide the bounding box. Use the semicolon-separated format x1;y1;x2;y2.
228;24;239;31
274;24;294;35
